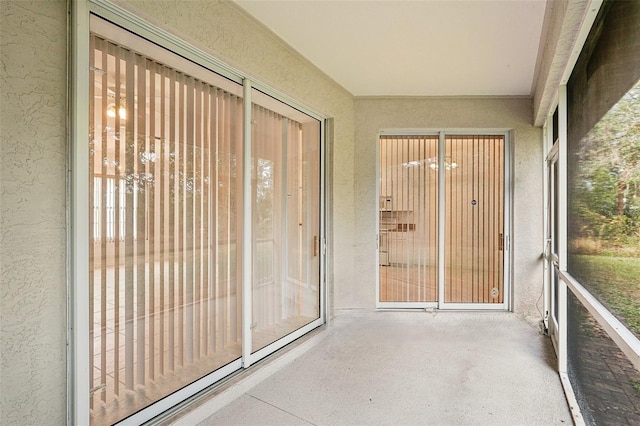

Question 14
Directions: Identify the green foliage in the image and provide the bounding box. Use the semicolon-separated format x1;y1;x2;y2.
569;255;640;338
570;79;640;254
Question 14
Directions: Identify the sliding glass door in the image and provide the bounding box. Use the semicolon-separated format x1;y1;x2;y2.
251;92;321;353
378;135;439;303
377;132;509;309
444;135;505;305
87;16;323;425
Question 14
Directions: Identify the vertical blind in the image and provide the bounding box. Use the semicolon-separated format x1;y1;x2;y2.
379;135;439;302
445;135;504;303
89;28;322;424
89;34;243;424
251;98;321;353
379;134;505;305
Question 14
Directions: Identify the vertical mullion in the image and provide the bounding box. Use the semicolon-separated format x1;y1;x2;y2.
242;81;253;365
437;132;446;306
417;137;422;301
393;137;398;301
88;35;96;409
472;136;477;302
99;40;109;404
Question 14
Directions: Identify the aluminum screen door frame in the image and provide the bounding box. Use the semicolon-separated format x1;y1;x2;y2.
376;130;512;310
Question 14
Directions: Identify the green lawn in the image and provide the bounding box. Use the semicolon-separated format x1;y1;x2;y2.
569;254;640;338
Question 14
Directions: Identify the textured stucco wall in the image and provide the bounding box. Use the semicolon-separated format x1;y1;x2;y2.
353;97;545;322
0;0;68;424
119;0;356;318
0;0;356;423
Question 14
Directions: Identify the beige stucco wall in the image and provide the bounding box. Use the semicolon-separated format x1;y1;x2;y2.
120;0;356;320
353;97;545;322
0;0;355;424
0;0;69;424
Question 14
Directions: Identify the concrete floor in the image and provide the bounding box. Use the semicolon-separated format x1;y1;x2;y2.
173;309;573;425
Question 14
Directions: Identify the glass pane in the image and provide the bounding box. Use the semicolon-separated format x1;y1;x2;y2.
251;90;321;353
445;135;504;303
89;29;243;424
379;135;439;302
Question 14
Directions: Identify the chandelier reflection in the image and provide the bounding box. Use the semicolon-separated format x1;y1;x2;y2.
401;156;458;170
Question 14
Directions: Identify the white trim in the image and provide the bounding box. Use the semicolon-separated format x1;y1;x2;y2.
542;119;551;331
375;130;512;311
557;86;568;273
70;1;91;424
375;131;381;309
557;85;568;373
119;360;242;426
559;0;604;85
377;302;438;310
246;318;324;366
172;326;332;426
559;372;586;426
241;79;253;368
437;131;446;308
319;120;327;326
504;130;513;311
438;303;508;311
561;272;640;371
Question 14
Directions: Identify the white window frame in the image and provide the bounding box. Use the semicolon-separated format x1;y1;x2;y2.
70;1;327;424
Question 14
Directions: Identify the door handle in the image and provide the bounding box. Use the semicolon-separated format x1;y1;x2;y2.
499;233;504;251
313;235;319;257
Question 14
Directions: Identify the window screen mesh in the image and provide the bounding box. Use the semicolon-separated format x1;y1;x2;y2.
567;291;640;425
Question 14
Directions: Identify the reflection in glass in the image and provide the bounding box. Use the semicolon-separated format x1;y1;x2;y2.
251;95;321;353
445;135;504;303
378;135;439;303
89;33;243;424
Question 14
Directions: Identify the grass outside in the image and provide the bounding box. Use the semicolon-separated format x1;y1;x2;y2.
569;254;640;339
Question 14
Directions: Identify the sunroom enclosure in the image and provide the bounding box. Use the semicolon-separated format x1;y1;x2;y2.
83;11;324;425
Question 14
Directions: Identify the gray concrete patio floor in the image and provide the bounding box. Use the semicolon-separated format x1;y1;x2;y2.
172;309;573;426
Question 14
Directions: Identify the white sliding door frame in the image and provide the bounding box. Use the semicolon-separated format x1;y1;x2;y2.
376;129;513;311
70;1;326;424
